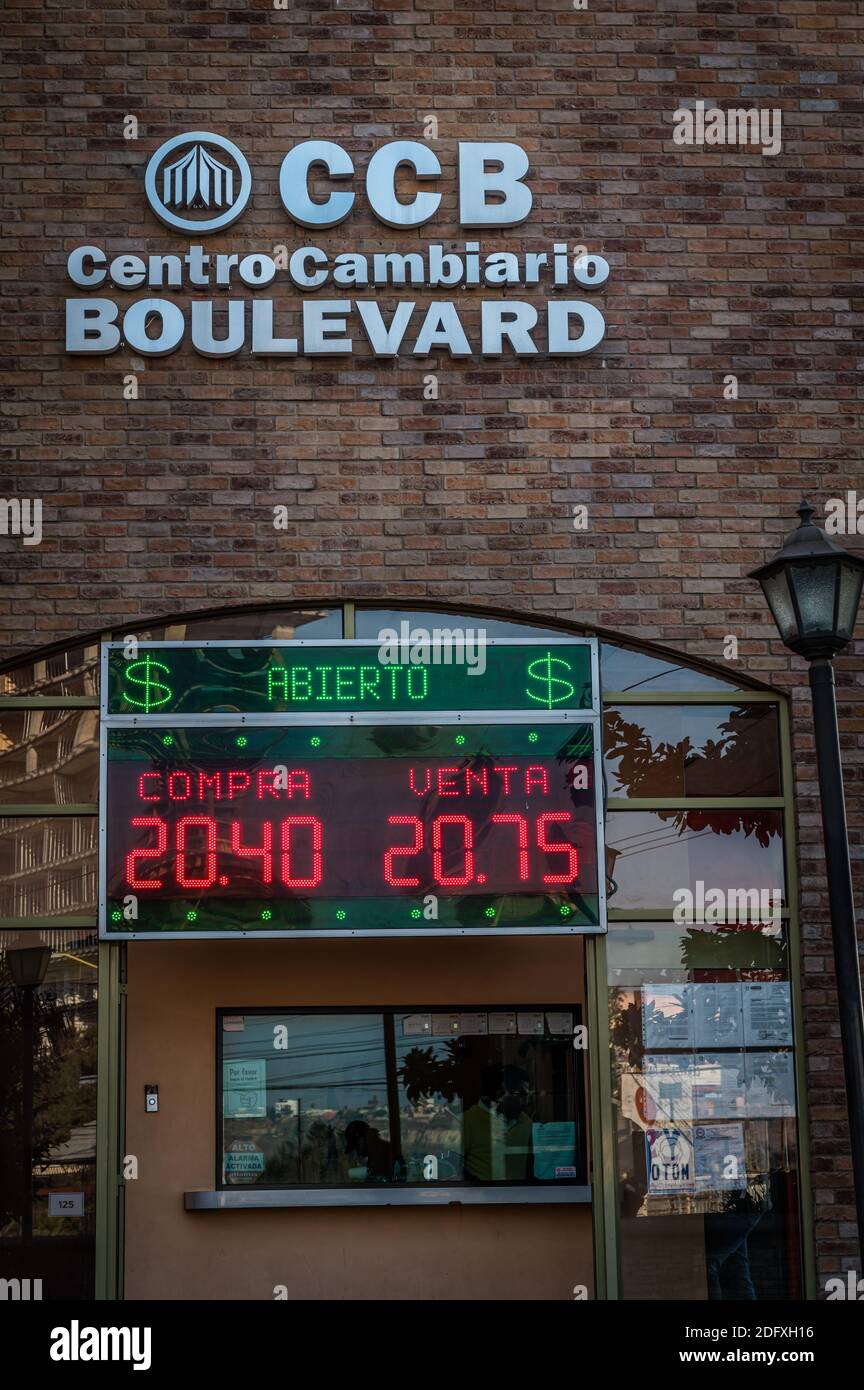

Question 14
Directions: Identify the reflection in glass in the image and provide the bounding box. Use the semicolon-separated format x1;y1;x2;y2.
0;818;98;919
0;646;100;699
219;1009;584;1187
356;609;567;640
0;930;98;1299
600;644;741;694
221;1013;390;1185
128;608;341;643
395;1016;580;1184
605;810;785;913
608;922;802;1300
0;711;99;806
604;705;781;799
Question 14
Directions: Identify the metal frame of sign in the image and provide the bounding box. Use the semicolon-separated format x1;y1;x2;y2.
98;638;606;940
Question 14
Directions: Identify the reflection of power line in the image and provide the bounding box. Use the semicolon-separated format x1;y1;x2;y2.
612;829;719;860
606;825;695;851
618;665;688;692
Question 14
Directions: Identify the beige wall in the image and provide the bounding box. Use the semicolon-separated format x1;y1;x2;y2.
124;936;593;1300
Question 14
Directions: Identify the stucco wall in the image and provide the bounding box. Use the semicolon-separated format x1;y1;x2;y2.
123;936;593;1300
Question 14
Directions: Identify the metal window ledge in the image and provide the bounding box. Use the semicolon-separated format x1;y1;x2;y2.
185;1185;592;1210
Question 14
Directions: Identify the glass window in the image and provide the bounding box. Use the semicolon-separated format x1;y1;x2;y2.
127;608;341;642
219;1008;584;1188
221;1013;390;1185
605;810;785;914
356;609;568;640
601;644;742;694
0;929;98;1299
603;704;781;800
0;817;98;920
0;645;100;699
607;921;802;1300
0;711;99;806
394;1011;582;1184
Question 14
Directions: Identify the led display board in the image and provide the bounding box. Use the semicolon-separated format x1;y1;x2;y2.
99;640;605;939
103;640;595;717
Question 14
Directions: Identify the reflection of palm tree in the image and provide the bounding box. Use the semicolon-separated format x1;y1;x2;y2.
0;974;95;1232
399;1043;464;1104
604;706;780;844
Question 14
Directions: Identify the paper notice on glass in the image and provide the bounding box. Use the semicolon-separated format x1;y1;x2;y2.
402;1014;432;1037
223;1059;267;1119
743;981;792;1047
545;1012;574;1035
642;1055;694;1124
431;1014;460;1036
488;1013;517;1035
692;1053;747;1121
693;1122;748;1191
645;1126;694;1195
458;1013;488;1035
692;982;744;1048
517;1012;545;1036
532;1121;576;1180
642;984;692;1050
621;1070;654;1129
744;1050;796;1117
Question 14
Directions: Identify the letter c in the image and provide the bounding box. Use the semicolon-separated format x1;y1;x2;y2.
279;141;355;228
67;245;108;288
366;141;441;228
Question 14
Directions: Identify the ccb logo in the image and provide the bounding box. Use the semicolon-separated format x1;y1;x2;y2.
144;131;252;234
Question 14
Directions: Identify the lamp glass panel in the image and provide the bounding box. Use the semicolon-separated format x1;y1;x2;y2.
835;562;864;641
788;561;838;636
760;570;798;644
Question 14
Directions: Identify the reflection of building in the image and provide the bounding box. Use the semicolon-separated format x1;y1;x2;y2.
0;709;98;805
0;648;99;919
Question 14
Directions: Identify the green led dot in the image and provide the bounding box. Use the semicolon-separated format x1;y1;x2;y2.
560;905;572;917
485;906;496;919
260;908;272;922
236;735;247;748
410;908;421;920
162;734;174;747
336;909;347;921
111;909;122;922
310;737;321;747
455;734;466;746
528;731;539;742
186;910;197;922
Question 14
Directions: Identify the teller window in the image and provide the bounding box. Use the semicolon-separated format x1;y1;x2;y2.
218;1007;586;1188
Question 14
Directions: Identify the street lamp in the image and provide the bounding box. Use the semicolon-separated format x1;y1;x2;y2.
750;498;864;1258
5;935;51;1246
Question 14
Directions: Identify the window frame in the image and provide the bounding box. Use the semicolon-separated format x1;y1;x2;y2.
215;1002;588;1193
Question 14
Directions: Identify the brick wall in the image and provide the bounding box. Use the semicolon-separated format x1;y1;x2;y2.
2;0;862;1290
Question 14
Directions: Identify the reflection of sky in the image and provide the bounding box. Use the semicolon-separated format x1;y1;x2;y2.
224;1014;387;1112
600;649;738;694
355;611;564;640
606;812;785;909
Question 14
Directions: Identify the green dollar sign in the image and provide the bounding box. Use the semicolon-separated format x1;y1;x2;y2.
526;653;576;709
124;656;172;712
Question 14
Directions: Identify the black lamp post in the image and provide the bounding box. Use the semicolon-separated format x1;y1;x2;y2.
6;936;51;1245
750;499;864;1258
